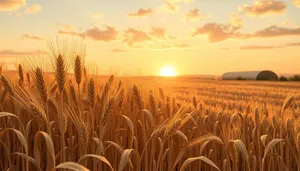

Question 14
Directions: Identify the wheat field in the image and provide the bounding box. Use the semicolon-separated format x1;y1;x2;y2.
0;50;299;171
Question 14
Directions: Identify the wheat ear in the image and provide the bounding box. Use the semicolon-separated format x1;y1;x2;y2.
132;84;143;110
18;64;24;84
88;78;95;108
0;74;14;96
56;55;66;93
35;67;48;105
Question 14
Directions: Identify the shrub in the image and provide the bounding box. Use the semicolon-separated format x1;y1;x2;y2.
236;76;245;80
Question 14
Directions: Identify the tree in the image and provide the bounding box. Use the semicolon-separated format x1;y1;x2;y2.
279;76;288;81
289;75;300;81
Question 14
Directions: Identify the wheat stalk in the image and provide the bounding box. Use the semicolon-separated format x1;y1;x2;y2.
296;133;300;152
26;72;30;84
69;83;77;105
164;119;182;138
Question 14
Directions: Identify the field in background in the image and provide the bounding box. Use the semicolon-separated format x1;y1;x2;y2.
0;67;300;171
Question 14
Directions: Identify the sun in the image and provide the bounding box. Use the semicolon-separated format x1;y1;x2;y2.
159;66;176;77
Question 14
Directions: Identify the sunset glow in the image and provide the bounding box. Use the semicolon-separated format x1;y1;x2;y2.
160;66;176;77
0;0;299;76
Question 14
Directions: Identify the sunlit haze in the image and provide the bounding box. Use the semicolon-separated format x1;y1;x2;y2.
160;66;176;77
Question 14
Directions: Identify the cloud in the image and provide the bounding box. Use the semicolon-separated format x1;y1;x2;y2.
123;28;151;46
92;12;102;18
127;8;153;17
239;42;300;50
0;0;25;11
239;0;286;16
192;23;300;42
148;43;192;50
0;50;46;57
160;3;180;12
112;49;128;52
24;4;41;14
85;26;119;42
229;13;243;29
56;23;75;30
293;0;300;7
21;34;44;40
150;28;166;40
57;30;83;37
239;45;280;50
220;48;231;51
286;42;300;46
192;23;245;42
184;9;208;21
252;25;300;37
58;26;119;42
165;0;194;3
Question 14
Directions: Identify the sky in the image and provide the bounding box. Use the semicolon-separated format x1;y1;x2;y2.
0;0;300;76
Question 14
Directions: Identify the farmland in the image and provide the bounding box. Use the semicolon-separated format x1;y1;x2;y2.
0;65;300;171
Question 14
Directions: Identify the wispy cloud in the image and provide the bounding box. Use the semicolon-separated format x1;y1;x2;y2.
56;23;75;30
165;0;194;3
160;3;180;13
220;48;231;51
24;4;42;14
57;30;83;37
253;25;300;37
127;8;154;17
112;49;128;52
183;9;208;21
192;23;300;42
0;50;46;57
239;45;280;50
286;42;300;46
148;43;192;50
0;0;25;11
239;0;286;16
239;41;300;50
58;25;119;42
21;34;44;40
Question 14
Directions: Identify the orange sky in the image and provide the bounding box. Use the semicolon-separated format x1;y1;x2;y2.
0;0;300;76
